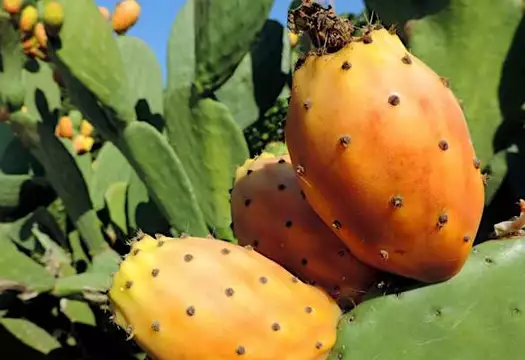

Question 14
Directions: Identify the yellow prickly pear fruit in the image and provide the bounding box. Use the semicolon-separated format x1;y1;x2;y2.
80;119;94;137
111;0;140;35
72;134;95;154
33;22;48;48
98;6;110;21
43;1;64;35
54;115;74;139
109;234;341;360
289;31;299;48
231;153;381;306
2;0;22;15
19;5;39;33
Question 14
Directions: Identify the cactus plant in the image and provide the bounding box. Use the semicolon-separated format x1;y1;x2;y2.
1;0;525;358
328;237;525;360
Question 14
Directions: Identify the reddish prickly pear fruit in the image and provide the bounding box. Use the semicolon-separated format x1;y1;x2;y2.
2;0;22;15
19;5;38;33
285;6;485;283
111;0;140;35
231;152;381;306
109;233;341;360
43;1;64;36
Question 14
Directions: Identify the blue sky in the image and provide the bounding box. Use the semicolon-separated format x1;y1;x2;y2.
95;0;365;80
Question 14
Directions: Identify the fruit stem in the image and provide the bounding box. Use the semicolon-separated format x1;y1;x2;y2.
287;0;353;53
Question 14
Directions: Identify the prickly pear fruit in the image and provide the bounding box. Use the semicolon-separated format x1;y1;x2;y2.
111;0;141;35
19;5;38;33
80;119;94;137
54;115;73;139
289;31;299;48
109;233;341;360
285;6;485;283
2;0;22;15
34;22;48;48
231;153;381;306
98;6;110;21
72;134;94;154
43;1;64;35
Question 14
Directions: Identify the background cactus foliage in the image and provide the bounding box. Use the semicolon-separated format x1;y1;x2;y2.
0;0;524;358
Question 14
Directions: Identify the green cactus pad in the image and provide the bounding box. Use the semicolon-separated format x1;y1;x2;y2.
115;121;208;237
164;92;249;240
215;20;290;130
116;36;164;123
329;237;525;360
0;223;55;294
193;0;275;93
48;0;135;125
8;110;108;256
0;12;25;112
0;318;61;356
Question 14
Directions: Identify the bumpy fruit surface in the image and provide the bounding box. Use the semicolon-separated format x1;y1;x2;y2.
231;152;381;306
19;5;38;33
285;27;485;283
2;0;22;15
111;0;140;35
109;234;341;360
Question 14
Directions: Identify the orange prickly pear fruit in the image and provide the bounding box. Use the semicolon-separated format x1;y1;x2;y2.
231;152;381;306
72;134;95;154
80;119;94;137
19;5;39;33
111;0;140;35
34;22;48;48
21;34;38;52
43;1;64;36
2;0;22;15
54;115;74;139
109;233;341;360
98;6;110;21
285;6;485;283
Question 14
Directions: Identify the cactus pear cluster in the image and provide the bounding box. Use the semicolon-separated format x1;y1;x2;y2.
284;3;485;283
2;0;64;61
231;152;382;306
54;114;96;154
109;233;341;360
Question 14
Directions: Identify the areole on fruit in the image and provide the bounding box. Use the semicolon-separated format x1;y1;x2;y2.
285;2;485;283
231;152;382;307
109;233;341;360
